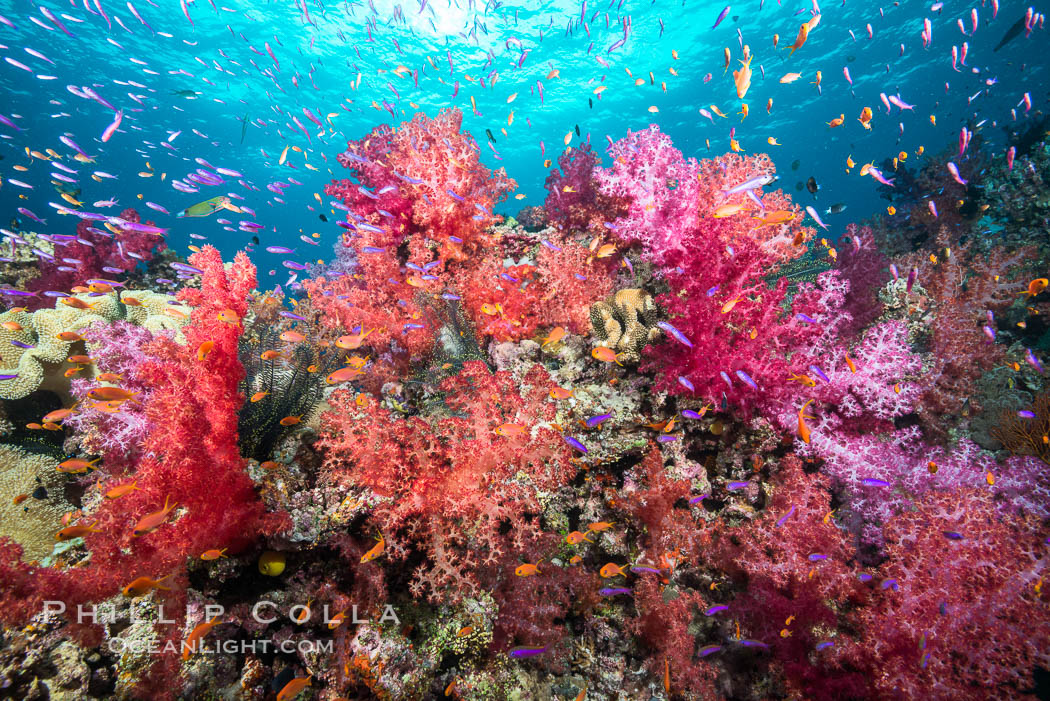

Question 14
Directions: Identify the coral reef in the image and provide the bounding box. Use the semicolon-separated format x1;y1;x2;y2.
1;118;1049;701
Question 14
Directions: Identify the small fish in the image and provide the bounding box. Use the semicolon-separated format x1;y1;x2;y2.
123;574;173;597
132;495;177;537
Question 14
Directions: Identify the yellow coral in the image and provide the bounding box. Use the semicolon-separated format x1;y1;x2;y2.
0;294;120;399
120;290;191;342
0;444;70;562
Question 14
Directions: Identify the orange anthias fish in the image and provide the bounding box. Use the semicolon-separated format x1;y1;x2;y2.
123;573;173;597
515;562;541;576
200;548;227;561
495;423;527;437
591;347;622;365
827;114;845;128
722;47;731;74
57;457;101;474
787;23;810;55
361;534;385;563
754;210;796;226
779;72;803;84
132;495;178;537
566;530;593;545
105;481;141;499
1025;278;1048;297
182;615;223;660
336;328;374;350
713;203;747;218
600;563;628;578
217;308;240;324
733;55;753;99
549;386;574;400
250;391;269;403
326;367;364;385
86;386;139;402
276;675;312;701
56;521;101;541
586;521;615;533
798;399;815;444
197;340;215;361
542;326;566;347
858;107;873;129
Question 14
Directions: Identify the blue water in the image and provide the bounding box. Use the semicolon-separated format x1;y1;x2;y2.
0;0;1045;280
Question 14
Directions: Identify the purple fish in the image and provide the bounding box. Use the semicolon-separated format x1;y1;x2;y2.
727;481;750;491
688;493;709;505
1026;348;1044;374
796;313;816;324
171;262;204;274
808;553;828;561
983;325;996;342
282;261;307;270
598;587;632;596
735;369;759;390
656;434;680;443
586;413;612;428
906;267;918;293
712;5;731;29
815;641;835;650
681;409;703;419
1018;410;1036;418
946;162;968;186
266;246;295;254
678;376;695;392
775;505;796;527
564;435;588;453
738;640;769;649
858;573;873;582
279;311;306;321
698;645;722;657
630;566;662;575
508;646;548;658
881;578;899;591
704;605;729;616
17;208;45;224
942;531;964;540
862;478;891;487
808;365;830;383
656;321;692;347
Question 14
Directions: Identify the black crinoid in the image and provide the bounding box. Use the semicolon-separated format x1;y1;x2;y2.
236;322;343;462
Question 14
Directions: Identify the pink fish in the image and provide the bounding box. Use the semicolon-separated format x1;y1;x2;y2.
24;47;55;65
1007;146;1016;171
992;0;999;19
40;6;75;37
928;200;938;218
843;66;852;85
960;42;968;66
868;167;895;187
971;8;978;34
101;109;122;142
957;18;967;35
951;45;959;71
880;92;891;113
180;0;193;26
946;162;967;186
3;57;31;72
126;1;153;33
888;95;915;110
923;17;932;47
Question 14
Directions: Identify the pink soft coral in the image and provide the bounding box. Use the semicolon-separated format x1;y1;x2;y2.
27;208;165;307
839;489;1050;700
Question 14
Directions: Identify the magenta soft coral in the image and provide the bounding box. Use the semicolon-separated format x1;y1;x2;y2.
543;142;625;233
27;207;165;307
841;489;1050;700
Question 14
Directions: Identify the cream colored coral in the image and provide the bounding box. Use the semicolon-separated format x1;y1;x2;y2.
0;444;69;562
120;290;190;342
0;294;121;399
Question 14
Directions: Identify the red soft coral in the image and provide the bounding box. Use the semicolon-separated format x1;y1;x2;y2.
0;246;287;699
317;361;577;602
842;489;1050;700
